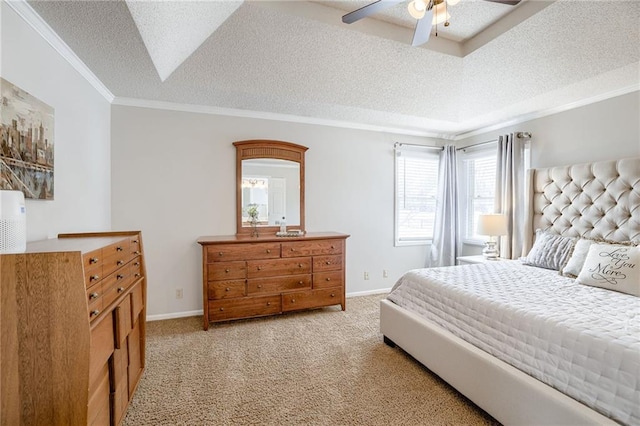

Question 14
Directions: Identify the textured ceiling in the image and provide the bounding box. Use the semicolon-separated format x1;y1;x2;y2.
25;0;640;137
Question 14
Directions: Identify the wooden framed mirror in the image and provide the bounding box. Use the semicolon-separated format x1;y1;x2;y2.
234;140;308;235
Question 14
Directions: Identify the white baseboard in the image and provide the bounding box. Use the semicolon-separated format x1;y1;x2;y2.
146;288;392;322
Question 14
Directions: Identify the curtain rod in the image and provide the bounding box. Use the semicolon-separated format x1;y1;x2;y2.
394;142;443;151
455;132;532;151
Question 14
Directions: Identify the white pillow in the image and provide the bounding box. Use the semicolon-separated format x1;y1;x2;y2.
576;244;640;296
561;238;595;277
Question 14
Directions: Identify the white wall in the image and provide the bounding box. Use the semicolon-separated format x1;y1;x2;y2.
111;105;441;317
1;3;111;240
457;91;640;256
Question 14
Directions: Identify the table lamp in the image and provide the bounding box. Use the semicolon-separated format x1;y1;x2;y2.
477;214;507;260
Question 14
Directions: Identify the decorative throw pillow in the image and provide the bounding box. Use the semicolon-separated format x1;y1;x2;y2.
520;229;575;271
561;238;596;277
576;244;640;296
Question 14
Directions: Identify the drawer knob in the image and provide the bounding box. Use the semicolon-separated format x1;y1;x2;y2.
219;252;223;256
134;262;140;266
133;240;139;244
290;248;295;251
219;307;224;311
90;275;100;281
298;281;303;285
135;273;141;278
133;251;141;255
225;268;230;273
267;302;271;306
325;261;331;265
331;245;335;249
257;285;262;289
89;292;99;300
331;293;335;297
326;277;331;281
117;246;123;252
225;287;230;291
117;260;124;266
291;299;296;303
257;266;262;271
89;257;99;264
266;249;271;253
90;310;100;317
118;287;125;292
117;274;124;280
298;264;303;268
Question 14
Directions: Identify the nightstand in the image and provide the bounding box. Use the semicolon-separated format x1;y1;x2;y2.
457;255;500;265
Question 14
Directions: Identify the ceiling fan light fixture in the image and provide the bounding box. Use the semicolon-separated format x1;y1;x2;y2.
408;0;427;19
432;2;450;25
446;0;461;6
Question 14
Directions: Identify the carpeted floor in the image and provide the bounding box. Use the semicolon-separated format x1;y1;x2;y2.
123;294;499;425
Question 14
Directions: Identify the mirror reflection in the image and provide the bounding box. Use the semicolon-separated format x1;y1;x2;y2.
241;159;300;227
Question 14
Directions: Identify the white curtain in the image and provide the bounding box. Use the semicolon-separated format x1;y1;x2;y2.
495;133;525;259
429;145;458;267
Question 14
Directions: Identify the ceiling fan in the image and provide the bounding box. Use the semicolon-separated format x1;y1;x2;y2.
342;0;521;47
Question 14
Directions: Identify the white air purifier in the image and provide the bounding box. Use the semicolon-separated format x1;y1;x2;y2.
0;190;27;253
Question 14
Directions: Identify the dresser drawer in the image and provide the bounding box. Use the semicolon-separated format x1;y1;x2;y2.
313;271;343;289
282;287;342;312
247;274;311;294
313;255;343;272
207;242;280;263
102;270;130;309
83;248;103;270
281;240;343;257
87;285;104;321
89;314;115;385
207;261;246;281
208;295;281;321
102;252;130;277
87;362;110;426
129;234;142;257
85;265;103;289
103;239;129;258
208;280;246;299
247;257;311;278
131;257;143;280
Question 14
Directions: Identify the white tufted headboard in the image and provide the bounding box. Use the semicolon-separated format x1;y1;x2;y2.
523;157;640;254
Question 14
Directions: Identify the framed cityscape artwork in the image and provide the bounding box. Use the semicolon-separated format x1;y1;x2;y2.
0;77;54;200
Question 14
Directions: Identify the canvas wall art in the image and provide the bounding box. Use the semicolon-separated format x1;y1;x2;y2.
0;77;54;200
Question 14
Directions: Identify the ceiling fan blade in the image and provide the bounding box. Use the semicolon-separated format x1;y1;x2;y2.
342;0;404;24
482;0;521;5
411;8;433;46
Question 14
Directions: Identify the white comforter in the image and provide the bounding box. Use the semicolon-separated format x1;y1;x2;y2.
387;260;640;425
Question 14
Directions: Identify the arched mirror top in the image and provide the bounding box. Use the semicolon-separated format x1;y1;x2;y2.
234;140;308;236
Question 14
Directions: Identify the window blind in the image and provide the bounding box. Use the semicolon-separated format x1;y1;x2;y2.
461;145;497;241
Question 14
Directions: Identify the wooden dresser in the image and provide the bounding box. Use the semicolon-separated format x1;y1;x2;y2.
197;232;349;330
1;231;147;426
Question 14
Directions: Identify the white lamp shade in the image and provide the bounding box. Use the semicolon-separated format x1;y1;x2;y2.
477;214;508;236
408;0;427;19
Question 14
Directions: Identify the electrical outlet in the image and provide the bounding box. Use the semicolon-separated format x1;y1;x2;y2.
364;271;369;280
176;288;183;299
383;270;388;278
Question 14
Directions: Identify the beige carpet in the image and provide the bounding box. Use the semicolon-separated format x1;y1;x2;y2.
123;294;499;425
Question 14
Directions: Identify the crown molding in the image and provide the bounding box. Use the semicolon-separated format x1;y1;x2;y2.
452;84;640;141
5;0;115;102
112;97;450;139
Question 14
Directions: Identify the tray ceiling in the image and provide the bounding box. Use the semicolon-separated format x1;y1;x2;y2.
24;0;640;138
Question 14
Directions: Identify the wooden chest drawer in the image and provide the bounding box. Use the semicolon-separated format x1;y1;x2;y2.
87;285;104;321
103;239;129;258
207;242;280;263
102;270;130;309
83;248;103;270
282;287;342;312
247;274;311;294
313;271;343;289
89;314;115;385
208;295;281;321
247;257;311;278
207;261;246;281
102;252;130;277
208;280;246;299
87;362;110;426
85;265;103;288
313;254;343;272
281;240;343;257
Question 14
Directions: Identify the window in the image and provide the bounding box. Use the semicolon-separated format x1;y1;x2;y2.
460;144;498;242
394;146;440;246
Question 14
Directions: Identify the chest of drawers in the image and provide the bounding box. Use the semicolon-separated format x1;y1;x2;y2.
1;231;147;426
197;232;349;330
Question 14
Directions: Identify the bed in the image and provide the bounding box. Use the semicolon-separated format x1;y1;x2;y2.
380;157;640;425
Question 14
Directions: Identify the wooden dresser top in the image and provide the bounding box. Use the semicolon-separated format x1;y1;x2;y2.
23;235;128;254
197;232;349;245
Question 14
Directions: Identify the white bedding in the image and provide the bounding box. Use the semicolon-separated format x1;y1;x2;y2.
387;261;640;425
